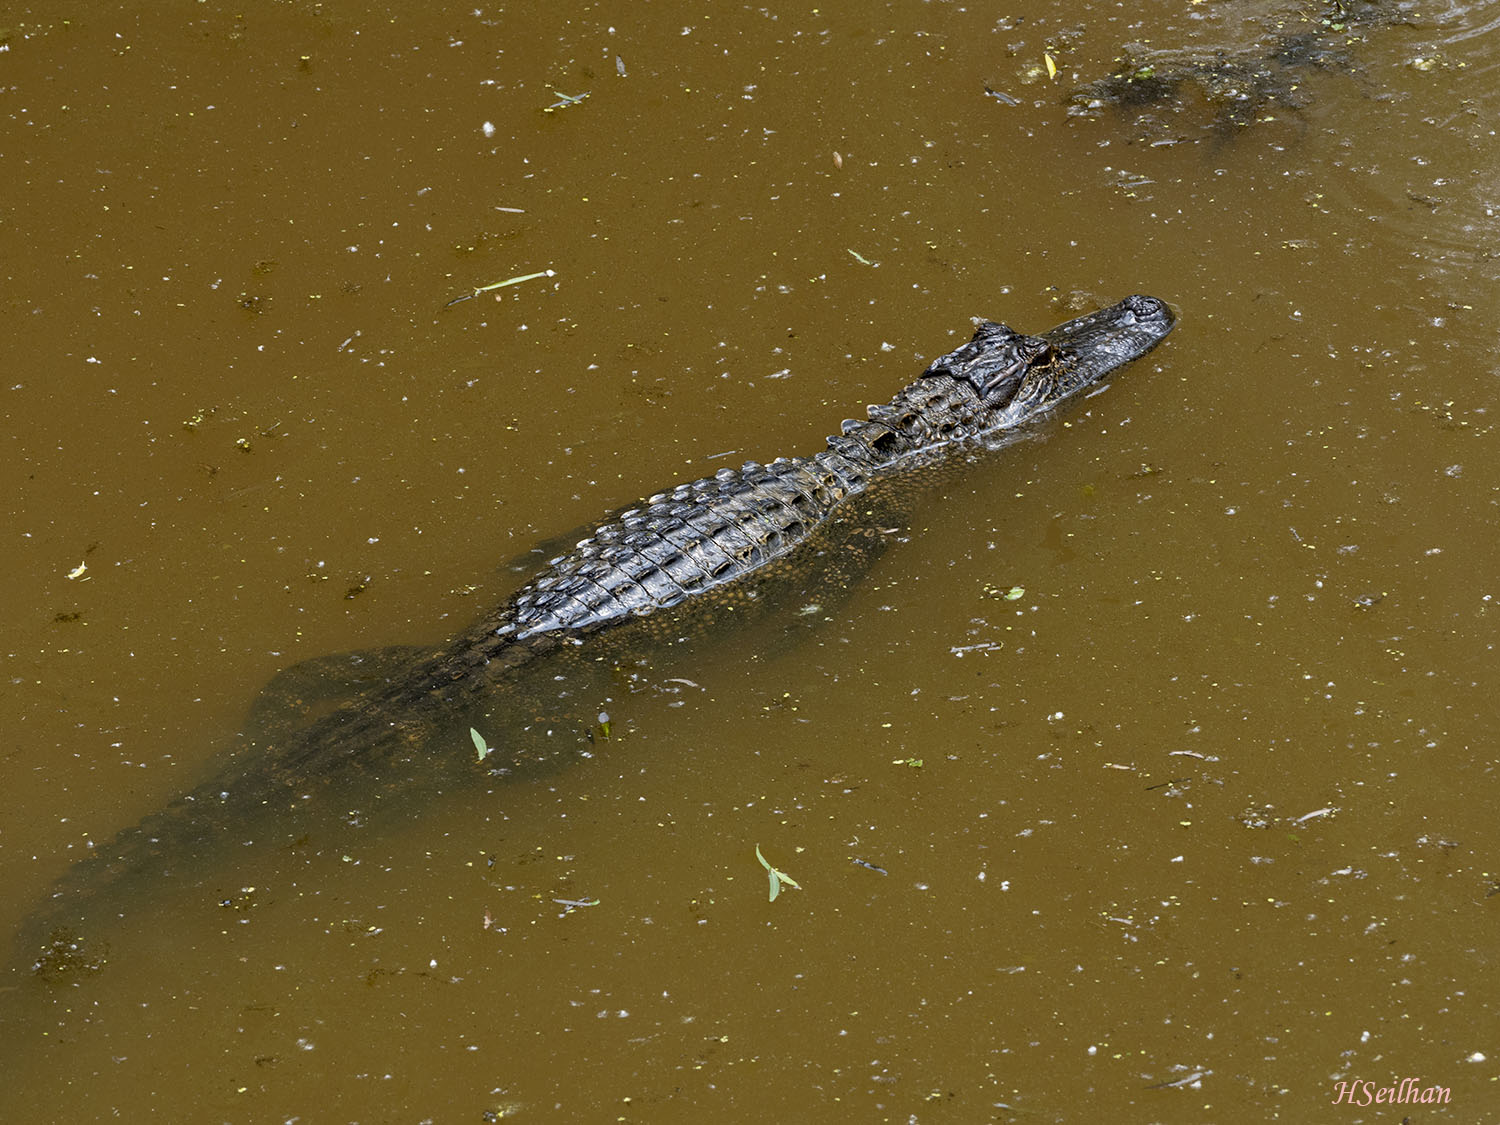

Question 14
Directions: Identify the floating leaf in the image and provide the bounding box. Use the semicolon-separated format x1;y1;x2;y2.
471;727;492;761
542;89;590;113
755;844;802;902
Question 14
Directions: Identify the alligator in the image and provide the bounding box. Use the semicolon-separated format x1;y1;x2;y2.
12;294;1174;982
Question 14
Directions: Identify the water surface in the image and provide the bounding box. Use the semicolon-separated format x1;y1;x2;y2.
2;1;1495;1119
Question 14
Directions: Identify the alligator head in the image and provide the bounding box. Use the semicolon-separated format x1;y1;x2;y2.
923;294;1175;425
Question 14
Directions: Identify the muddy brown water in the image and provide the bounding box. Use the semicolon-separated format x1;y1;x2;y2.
2;1;1496;1120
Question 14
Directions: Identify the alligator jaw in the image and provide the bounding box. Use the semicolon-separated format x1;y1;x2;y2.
981;293;1174;424
1039;294;1176;395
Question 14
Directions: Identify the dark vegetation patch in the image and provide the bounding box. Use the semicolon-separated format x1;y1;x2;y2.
1066;0;1415;141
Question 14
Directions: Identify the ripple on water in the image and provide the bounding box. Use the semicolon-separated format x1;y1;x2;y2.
1310;0;1500;297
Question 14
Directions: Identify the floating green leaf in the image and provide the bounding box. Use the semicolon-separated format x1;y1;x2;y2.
471;727;492;761
543;89;590;112
755;844;802;902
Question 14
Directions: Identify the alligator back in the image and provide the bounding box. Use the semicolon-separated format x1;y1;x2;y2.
499;373;992;640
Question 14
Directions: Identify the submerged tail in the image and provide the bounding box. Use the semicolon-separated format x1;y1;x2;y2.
7;626;581;985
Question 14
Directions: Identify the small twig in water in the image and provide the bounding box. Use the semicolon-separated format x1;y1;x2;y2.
446;269;557;307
